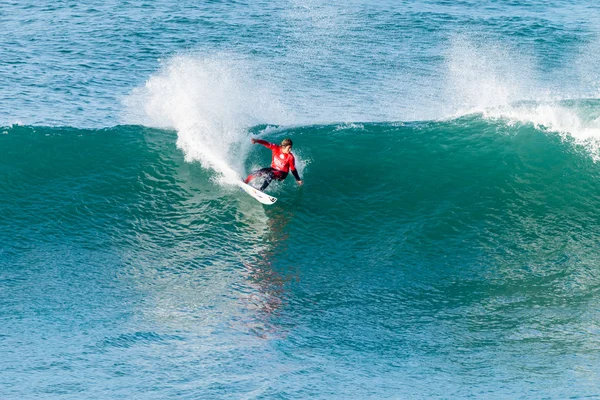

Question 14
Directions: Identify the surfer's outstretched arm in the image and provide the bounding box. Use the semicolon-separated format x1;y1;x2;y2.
251;138;277;150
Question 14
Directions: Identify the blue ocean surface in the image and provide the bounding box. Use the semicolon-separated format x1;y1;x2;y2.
2;1;600;398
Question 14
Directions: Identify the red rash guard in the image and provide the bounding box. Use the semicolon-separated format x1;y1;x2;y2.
255;140;300;179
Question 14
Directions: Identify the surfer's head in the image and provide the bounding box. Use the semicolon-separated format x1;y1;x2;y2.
281;138;293;153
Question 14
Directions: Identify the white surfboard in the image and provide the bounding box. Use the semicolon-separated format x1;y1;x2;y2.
238;181;277;205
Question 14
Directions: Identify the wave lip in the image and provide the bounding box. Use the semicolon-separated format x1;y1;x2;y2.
477;99;600;160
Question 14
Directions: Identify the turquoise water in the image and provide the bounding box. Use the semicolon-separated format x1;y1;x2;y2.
2;1;600;398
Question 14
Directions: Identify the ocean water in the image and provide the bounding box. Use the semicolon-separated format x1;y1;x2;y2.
2;1;600;398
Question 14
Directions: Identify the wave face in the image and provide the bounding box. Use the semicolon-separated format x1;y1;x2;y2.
3;118;600;397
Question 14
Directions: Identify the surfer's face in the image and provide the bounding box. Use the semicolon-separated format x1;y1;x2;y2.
281;145;292;154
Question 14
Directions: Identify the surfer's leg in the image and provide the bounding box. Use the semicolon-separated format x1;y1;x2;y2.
245;168;271;184
259;170;287;191
260;171;275;191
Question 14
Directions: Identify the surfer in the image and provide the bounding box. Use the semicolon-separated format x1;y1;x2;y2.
244;138;303;191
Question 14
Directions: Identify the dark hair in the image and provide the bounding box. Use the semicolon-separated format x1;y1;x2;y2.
281;138;293;147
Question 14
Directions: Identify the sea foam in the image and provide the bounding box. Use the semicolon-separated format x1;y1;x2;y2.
444;36;600;160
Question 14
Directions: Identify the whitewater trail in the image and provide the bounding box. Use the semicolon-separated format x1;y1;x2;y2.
123;54;294;185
